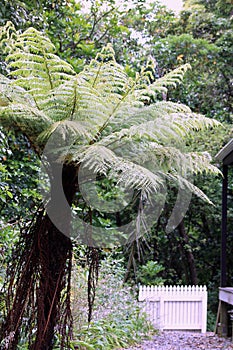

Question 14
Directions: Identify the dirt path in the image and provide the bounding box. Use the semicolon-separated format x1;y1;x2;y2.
125;331;233;349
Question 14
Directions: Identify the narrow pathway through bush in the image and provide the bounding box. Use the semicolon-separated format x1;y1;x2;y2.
125;331;233;349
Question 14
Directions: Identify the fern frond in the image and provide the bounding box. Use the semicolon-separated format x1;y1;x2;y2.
131;64;191;102
166;173;213;204
0;103;52;148
0;21;17;56
0;74;36;107
98;111;220;147
4;27;75;109
185;152;222;176
80;44;130;97
37;120;93;145
150;64;191;93
154;101;192;113
168;112;221;133
137;144;221;177
42;76;109;127
99;101;191;134
72;145;164;194
72;49;192;139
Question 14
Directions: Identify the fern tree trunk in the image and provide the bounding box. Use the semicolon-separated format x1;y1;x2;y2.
33;217;73;350
1;164;78;350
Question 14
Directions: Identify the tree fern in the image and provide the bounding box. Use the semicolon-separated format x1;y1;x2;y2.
0;22;221;205
0;22;223;349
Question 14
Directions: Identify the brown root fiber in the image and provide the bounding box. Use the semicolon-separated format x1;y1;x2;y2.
87;247;99;323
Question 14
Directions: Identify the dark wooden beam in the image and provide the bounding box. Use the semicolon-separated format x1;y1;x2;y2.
221;164;228;287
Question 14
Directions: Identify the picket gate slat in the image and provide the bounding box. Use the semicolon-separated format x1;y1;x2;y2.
139;285;207;333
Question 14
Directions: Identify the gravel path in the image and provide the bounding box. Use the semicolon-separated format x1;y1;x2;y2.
125;332;233;349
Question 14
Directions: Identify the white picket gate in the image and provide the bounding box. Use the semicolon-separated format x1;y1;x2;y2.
139;285;207;333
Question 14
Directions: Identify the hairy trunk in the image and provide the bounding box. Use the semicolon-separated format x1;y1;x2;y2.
32;218;72;350
0;164;77;349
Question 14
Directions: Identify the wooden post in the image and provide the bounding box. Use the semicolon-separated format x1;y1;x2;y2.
220;301;228;337
221;164;228;288
215;300;221;334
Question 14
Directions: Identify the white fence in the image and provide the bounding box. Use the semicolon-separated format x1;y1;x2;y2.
139;285;207;333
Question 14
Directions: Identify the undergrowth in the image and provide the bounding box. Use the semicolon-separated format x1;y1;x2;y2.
69;256;155;350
